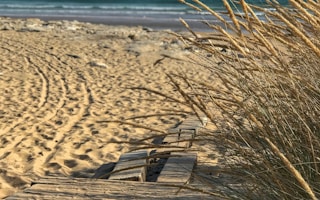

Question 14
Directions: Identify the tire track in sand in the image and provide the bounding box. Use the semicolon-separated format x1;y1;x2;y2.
1;30;117;188
40;78;91;168
0;46;44;153
26;57;49;109
0;40;50;145
9;34;94;171
0;34;70;173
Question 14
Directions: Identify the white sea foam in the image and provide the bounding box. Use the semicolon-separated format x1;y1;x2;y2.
0;0;288;30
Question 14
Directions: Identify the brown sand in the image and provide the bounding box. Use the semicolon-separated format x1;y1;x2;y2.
0;17;220;198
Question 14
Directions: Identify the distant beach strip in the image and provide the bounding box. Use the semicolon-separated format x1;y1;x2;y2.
0;0;289;31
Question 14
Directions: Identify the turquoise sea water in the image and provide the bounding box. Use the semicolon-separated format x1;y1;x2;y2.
0;0;289;30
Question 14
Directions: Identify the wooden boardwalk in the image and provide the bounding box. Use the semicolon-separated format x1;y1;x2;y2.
6;115;210;199
6;177;212;199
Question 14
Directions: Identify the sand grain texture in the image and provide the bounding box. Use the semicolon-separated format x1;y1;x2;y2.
0;18;218;198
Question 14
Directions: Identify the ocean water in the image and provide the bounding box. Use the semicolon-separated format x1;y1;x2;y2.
0;0;289;30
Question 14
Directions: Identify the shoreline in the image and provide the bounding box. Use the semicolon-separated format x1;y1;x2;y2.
1;14;216;32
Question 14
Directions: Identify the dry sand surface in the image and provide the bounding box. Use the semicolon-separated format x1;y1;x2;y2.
0;17;220;197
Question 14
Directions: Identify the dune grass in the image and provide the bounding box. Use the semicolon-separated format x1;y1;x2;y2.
108;0;319;199
167;0;320;199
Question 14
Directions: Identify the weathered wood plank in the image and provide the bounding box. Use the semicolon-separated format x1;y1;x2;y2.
155;130;192;154
162;134;178;144
179;130;196;147
157;152;197;184
167;128;180;134
108;150;149;182
156;127;197;154
6;193;92;200
188;115;208;126
162;134;189;148
6;192;211;200
177;115;207;134
178;121;203;130
5;177;212;200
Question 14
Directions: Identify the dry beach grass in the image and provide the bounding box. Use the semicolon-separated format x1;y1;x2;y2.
109;0;319;199
157;0;319;199
0;0;319;198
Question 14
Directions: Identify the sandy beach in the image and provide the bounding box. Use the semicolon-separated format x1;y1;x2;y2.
0;17;220;198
